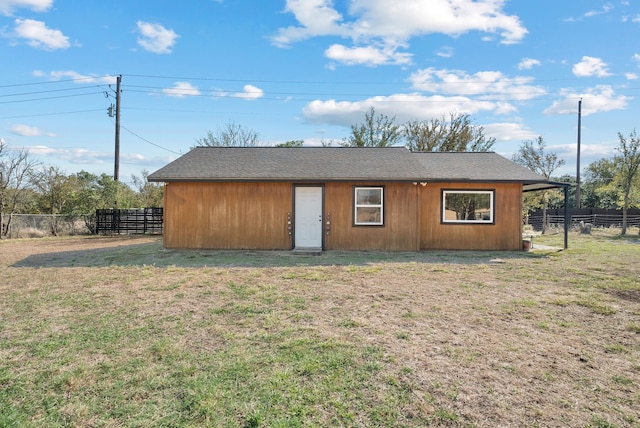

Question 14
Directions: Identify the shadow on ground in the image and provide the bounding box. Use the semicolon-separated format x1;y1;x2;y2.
9;236;550;268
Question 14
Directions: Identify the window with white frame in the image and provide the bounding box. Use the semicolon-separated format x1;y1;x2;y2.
354;187;384;226
442;190;494;224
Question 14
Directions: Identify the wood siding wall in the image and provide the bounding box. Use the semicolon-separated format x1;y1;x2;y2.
324;182;420;251
163;182;292;249
162;180;523;251
419;182;523;250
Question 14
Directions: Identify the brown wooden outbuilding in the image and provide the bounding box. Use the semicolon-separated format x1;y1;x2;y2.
147;147;553;251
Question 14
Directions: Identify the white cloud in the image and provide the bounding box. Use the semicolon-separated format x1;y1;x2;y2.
10;124;54;137
566;4;614;22
13;18;70;50
302;93;508;127
162;82;201;98
136;21;179;54
625;72;638;80
409;67;546;101
435;46;454;58
634;53;640;63
483;122;537;142
579;143;616;157
270;0;349;47
347;0;527;44
0;0;52;16
552;142;613;158
231;85;264;100
301;65;553;128
544;85;629;116
584;4;613;18
26;145;168;166
271;0;527;66
32;70;117;84
27;146;112;165
325;43;412;66
518;58;541;70
572;56;611;77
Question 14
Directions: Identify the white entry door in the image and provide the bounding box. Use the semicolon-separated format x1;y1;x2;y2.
294;186;323;249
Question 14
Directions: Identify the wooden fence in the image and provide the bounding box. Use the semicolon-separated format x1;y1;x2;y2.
95;208;163;235
527;208;640;231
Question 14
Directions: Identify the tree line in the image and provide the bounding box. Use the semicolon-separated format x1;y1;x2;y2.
196;108;496;152
508;131;639;235
2;108;638;237
0;139;162;237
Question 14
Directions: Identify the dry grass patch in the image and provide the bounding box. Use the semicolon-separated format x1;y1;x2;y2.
1;231;639;427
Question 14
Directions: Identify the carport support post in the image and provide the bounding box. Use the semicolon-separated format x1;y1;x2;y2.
564;185;569;249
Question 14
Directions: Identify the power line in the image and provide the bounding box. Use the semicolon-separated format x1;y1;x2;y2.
3;72;633;89
120;124;181;155
0;75;115;88
1;73;638;108
0;85;103;98
0;109;105;120
0;91;103;104
123;73;403;85
122;84;395;98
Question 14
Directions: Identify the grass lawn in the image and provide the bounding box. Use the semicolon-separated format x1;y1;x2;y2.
1;229;639;427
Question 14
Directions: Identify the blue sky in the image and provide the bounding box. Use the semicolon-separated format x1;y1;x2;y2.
1;0;639;184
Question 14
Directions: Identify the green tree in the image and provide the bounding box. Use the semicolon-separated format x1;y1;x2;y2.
345;107;401;147
131;170;164;207
65;172;138;228
404;112;495;152
28;166;77;235
65;171;101;233
613;130;640;235
275;140;304;148
512;136;565;233
67;171;101;215
67;171;137;211
547;175;576;209
96;173;137;209
195;121;259;147
582;158;618;209
29;166;73;214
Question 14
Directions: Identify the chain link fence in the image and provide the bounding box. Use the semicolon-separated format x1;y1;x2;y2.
1;214;94;239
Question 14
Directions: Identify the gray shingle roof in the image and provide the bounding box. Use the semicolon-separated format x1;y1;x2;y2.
147;146;548;183
412;152;547;182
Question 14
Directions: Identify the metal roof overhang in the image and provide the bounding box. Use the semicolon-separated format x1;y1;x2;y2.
523;180;572;192
521;180;573;250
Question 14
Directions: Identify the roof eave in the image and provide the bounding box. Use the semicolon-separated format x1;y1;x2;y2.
148;177;551;184
147;177;422;183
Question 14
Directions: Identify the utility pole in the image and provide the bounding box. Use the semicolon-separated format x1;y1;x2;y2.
576;98;582;209
114;75;122;181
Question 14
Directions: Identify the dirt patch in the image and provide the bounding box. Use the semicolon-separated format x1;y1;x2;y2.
6;234;154;256
610;289;640;303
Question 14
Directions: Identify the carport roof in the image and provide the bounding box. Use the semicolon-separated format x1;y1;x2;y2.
147;146;550;184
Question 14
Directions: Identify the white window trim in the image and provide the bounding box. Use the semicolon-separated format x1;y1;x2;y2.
354;187;384;226
442;190;494;224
